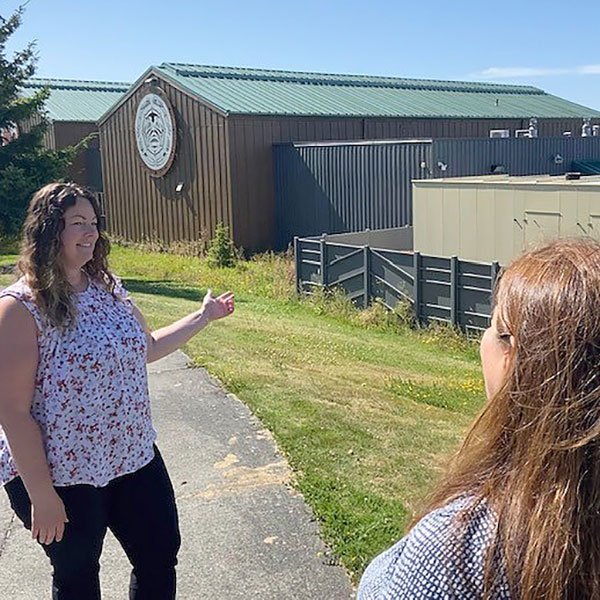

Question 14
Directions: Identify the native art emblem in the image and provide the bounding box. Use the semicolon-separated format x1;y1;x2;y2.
134;92;176;176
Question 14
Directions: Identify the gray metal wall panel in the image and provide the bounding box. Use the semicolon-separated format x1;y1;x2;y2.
296;238;321;291
230;115;366;251
274;142;432;249
457;259;495;332
327;248;364;285
432;137;600;178
278;137;600;251
324;226;413;250
370;251;414;307
324;243;368;305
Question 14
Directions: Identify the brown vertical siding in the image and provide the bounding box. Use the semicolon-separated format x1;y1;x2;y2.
222;120;233;232
99;126;113;229
179;94;193;239
200;105;214;238
99;128;110;226
44;123;56;150
21;117;100;187
99;125;116;231
99;77;230;245
20;114;56;150
115;109;131;239
52;122;99;187
228;115;368;250
100;79;600;252
227;115;600;251
193;105;208;239
210;112;222;225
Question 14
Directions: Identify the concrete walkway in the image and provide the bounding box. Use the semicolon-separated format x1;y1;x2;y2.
0;351;355;599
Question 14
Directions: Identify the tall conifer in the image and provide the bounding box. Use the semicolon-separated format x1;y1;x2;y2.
0;6;73;234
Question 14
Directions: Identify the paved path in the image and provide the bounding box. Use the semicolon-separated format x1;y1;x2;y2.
0;351;355;599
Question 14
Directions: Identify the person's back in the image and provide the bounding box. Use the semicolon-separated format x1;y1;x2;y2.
359;496;510;599
358;238;600;600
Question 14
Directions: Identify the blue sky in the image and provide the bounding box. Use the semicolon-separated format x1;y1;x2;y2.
4;0;600;109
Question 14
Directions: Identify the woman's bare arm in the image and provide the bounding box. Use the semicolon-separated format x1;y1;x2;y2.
132;289;234;363
0;297;67;544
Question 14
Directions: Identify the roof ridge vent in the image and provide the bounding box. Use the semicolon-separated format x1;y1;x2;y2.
25;79;130;92
165;65;545;95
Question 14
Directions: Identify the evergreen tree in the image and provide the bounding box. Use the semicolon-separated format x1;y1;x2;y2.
0;6;74;234
206;223;238;268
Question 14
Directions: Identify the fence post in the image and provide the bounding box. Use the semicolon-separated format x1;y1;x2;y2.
414;251;422;324
320;234;328;289
293;236;301;296
450;255;459;327
363;245;371;308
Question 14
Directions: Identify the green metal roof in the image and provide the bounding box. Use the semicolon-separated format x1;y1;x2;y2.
155;63;600;119
22;78;130;122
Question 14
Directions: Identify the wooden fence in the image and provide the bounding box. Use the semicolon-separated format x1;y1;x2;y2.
295;235;500;333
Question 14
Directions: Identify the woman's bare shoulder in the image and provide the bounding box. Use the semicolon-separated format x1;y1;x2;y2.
0;294;38;338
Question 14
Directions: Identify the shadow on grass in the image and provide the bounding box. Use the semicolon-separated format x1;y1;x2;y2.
122;278;204;302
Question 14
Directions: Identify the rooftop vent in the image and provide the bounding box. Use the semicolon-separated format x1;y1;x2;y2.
528;117;538;138
582;118;592;137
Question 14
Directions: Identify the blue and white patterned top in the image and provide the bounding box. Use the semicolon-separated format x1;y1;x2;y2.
357;496;512;599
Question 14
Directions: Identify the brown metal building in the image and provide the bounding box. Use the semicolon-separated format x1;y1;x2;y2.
98;64;600;252
21;79;129;191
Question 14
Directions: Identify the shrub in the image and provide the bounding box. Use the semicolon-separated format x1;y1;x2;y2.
206;223;238;268
421;320;480;359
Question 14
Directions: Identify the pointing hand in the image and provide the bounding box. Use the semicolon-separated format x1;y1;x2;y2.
201;289;235;322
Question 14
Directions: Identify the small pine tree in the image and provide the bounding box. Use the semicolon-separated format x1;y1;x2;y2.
0;6;75;234
206;223;237;268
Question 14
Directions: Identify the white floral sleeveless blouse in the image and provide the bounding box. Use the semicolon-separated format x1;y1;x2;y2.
0;276;156;487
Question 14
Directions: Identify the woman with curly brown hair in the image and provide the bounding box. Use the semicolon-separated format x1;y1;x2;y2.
0;182;234;599
358;238;600;600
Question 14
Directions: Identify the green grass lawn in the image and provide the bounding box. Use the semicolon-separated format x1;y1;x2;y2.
0;254;17;267
0;243;485;580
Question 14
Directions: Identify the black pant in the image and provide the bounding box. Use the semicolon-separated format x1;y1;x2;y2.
4;445;181;600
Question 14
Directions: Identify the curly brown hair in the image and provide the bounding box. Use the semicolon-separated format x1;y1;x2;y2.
17;182;116;327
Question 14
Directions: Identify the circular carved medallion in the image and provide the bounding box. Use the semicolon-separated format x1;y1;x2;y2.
135;91;176;177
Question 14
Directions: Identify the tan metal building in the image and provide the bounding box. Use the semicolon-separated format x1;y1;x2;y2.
413;174;600;264
98;63;600;252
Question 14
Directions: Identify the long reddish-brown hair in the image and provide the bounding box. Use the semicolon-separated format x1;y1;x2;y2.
415;238;600;599
17;182;116;327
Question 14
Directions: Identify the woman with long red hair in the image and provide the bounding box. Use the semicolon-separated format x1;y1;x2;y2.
359;238;600;599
